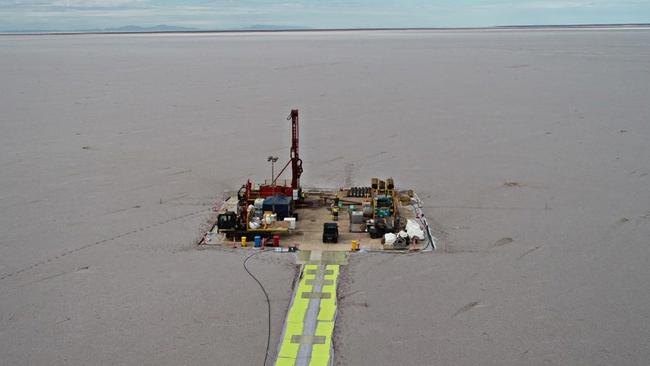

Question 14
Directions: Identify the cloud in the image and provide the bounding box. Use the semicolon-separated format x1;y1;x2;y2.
0;0;144;5
1;0;649;31
51;0;145;7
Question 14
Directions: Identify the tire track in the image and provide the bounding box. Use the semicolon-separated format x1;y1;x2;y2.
0;208;210;282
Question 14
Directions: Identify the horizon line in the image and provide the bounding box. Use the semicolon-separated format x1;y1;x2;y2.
2;23;650;36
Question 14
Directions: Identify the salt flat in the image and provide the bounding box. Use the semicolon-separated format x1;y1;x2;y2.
1;29;649;365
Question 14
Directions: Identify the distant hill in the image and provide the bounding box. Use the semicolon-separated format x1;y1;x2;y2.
243;24;311;30
0;24;197;34
495;23;650;29
99;25;198;32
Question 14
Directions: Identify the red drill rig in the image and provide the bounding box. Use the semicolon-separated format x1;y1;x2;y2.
257;109;302;198
217;109;303;237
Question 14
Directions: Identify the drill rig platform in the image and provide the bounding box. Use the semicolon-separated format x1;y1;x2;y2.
201;109;434;252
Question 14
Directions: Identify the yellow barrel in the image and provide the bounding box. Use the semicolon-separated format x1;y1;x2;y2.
241;237;247;247
351;240;359;251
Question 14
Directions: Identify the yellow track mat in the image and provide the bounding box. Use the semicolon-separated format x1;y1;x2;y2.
276;262;341;366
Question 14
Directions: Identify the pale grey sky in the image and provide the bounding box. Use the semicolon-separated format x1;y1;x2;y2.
1;0;649;31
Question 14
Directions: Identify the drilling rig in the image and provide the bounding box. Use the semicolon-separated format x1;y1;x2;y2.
216;109;303;238
203;108;433;251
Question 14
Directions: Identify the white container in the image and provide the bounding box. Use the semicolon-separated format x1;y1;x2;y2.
284;217;296;229
384;233;397;246
254;198;265;209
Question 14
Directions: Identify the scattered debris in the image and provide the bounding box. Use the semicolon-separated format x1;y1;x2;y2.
518;245;542;259
453;301;481;317
450;225;470;230
493;237;514;247
55;316;71;325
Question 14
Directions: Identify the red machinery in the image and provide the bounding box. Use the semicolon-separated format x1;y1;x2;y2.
256;109;302;198
218;109;303;236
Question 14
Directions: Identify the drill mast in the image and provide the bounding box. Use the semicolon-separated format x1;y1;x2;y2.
289;109;302;190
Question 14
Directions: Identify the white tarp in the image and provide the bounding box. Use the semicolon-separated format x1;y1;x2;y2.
406;219;425;240
383;233;397;246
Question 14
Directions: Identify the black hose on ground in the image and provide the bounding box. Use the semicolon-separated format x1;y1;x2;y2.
243;249;272;366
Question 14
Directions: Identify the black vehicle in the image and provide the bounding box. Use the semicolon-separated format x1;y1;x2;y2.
322;222;339;243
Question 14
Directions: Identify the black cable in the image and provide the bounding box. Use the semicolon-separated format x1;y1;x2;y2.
420;217;432;251
243;249;272;366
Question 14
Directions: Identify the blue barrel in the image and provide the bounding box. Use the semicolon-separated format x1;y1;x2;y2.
254;235;262;248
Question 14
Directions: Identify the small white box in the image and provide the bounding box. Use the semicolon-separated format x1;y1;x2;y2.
284;217;296;230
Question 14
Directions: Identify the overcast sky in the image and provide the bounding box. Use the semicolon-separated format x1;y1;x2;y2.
1;0;650;31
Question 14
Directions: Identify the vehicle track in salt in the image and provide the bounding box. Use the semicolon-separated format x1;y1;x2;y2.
0;208;211;282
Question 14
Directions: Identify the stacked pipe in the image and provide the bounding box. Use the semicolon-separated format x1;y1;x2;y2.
347;187;371;198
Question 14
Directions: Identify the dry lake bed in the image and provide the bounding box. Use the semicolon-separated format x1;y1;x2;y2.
1;29;650;365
